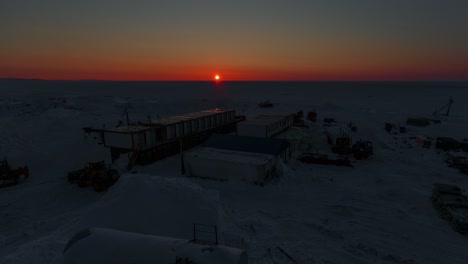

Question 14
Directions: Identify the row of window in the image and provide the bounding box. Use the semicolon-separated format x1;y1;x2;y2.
265;118;292;134
165;111;235;139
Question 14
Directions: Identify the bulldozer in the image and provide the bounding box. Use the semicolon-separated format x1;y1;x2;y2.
307;111;317;122
68;160;119;192
0;158;29;188
331;137;353;155
328;131;373;159
352;140;373;159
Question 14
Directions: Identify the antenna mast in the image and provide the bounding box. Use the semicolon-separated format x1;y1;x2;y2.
446;96;453;116
433;96;454;117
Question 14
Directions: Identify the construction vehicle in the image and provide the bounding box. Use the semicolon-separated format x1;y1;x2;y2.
446;156;468;176
323;118;336;126
258;100;273;108
352;140;373;159
384;123;393;133
331;137;353;155
436;137;461;151
432;183;468;234
68;160;119;192
307;111;317;122
0;158;29;188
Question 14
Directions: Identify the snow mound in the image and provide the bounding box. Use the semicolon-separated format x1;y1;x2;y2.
75;174;222;241
60;228;247;264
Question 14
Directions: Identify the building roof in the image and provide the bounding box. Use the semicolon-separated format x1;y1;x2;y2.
237;119;276;126
104;125;151;133
185;147;274;165
255;113;294;118
140;108;234;126
203;134;289;156
238;113;294;126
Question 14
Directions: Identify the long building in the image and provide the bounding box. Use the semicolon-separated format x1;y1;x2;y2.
99;109;239;166
184;134;290;185
237;113;294;138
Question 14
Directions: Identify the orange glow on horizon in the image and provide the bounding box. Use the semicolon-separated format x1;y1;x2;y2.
1;56;467;81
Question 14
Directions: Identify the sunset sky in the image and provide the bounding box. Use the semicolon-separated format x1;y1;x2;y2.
1;0;467;81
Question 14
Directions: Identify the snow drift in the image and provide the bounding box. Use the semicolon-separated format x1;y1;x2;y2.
60;228;247;264
74;174;223;241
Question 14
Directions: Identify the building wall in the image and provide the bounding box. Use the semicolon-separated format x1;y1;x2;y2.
237;123;267;137
104;132;134;149
105;130;159;150
144;130;156;147
104;110;237;151
279;147;291;163
185;153;280;185
238;114;293;138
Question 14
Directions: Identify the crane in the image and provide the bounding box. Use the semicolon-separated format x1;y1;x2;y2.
433;96;454;116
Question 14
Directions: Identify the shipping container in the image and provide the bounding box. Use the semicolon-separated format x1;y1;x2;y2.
185;147;280;185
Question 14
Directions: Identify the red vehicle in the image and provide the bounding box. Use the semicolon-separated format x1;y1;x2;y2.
307;112;317;122
68;161;119;192
0;158;29;188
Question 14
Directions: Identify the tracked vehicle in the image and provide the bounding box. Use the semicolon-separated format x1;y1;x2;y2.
68;160;119;192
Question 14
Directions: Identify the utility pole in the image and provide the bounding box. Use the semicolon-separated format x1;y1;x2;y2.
126;112;130;127
180;138;185;175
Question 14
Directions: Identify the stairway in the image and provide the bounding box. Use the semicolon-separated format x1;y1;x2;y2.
127;146;141;170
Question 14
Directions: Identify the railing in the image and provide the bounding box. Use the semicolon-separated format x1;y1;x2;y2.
190;223;218;245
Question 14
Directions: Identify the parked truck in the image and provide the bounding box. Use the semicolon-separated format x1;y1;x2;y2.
352;140;373;159
0;158;29;188
432;183;468;234
68;160;119;192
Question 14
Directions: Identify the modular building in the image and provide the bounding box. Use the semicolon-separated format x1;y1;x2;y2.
237;113;294;138
102;126;156;150
140;109;237;141
184;134;290;185
99;109;239;166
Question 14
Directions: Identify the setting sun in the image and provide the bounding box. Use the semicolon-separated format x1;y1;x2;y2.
214;74;220;81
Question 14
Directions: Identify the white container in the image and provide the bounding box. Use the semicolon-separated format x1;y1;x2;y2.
185;147;280;185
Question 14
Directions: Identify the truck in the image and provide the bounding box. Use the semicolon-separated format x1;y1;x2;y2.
0;158;29;188
68;160;119;192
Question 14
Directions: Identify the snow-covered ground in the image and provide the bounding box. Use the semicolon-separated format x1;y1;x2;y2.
1;80;468;263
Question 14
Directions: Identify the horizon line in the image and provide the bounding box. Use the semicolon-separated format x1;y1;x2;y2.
1;78;467;83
